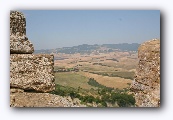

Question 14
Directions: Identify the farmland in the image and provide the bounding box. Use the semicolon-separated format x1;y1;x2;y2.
51;45;138;107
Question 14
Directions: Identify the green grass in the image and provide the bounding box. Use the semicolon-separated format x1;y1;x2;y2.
109;71;135;80
55;72;96;90
54;66;65;70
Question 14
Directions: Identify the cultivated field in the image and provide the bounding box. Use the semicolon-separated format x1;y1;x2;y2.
53;50;138;107
54;51;138;90
55;72;95;90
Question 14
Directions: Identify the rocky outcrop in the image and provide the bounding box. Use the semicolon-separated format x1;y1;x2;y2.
10;11;34;54
10;54;55;92
130;39;160;107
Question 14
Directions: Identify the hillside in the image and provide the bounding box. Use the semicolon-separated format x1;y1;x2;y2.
34;43;140;54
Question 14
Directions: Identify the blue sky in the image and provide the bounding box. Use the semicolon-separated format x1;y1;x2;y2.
20;10;160;50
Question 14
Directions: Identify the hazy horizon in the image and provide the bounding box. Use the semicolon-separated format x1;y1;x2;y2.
20;10;160;50
35;43;140;50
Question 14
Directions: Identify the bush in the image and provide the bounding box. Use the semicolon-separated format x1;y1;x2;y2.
101;101;107;107
50;84;135;107
110;93;135;107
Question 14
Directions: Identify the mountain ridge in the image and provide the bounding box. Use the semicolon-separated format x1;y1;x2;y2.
34;43;140;54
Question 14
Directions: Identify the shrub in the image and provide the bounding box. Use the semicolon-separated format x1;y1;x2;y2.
50;84;135;107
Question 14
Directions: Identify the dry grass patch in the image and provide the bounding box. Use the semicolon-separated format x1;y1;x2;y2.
80;72;132;89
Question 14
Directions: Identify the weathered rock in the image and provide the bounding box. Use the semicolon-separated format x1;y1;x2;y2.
10;54;55;92
10;11;34;54
10;88;24;93
130;39;160;107
10;89;86;107
9;10;87;107
10;11;26;36
10;35;34;54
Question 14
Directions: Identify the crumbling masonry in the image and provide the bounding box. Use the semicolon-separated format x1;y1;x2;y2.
10;11;85;107
10;11;55;93
10;11;55;106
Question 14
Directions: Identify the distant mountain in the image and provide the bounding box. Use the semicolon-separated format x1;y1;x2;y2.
102;43;140;51
34;43;140;54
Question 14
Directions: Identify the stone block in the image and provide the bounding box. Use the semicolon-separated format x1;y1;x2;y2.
10;11;34;54
10;54;55;92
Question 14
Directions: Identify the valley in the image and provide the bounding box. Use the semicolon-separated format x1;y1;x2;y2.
47;44;139;107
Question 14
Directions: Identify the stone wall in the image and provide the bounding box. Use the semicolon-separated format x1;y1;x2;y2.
130;39;160;107
10;11;55;107
10;11;85;107
10;11;55;93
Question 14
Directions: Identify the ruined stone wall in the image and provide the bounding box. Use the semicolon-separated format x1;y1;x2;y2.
10;11;85;107
10;11;55;93
130;39;160;107
10;11;55;107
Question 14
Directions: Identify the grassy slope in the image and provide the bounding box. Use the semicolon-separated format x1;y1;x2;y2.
80;72;132;89
55;72;96;90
